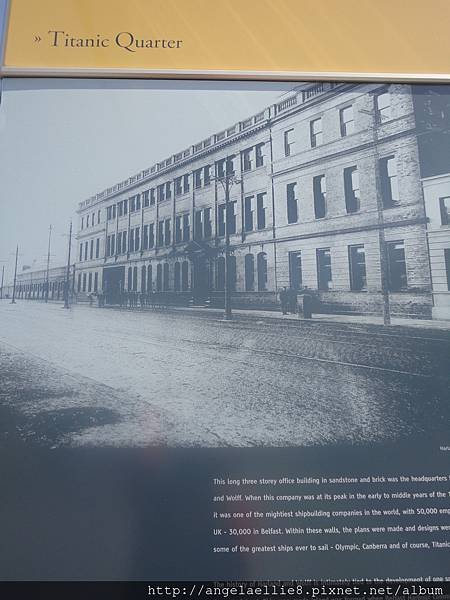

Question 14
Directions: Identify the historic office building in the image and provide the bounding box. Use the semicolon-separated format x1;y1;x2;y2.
75;82;441;318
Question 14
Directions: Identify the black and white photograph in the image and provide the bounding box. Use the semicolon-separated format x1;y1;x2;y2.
1;79;449;449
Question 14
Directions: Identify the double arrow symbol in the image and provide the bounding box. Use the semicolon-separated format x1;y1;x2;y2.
34;35;42;43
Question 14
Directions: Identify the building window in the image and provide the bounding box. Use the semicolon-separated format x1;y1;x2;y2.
96;238;100;258
122;231;127;253
317;248;332;291
439;197;450;225
97;210;101;224
127;267;132;290
79;243;83;262
90;239;94;259
284;129;294;156
175;177;183;196
129;229;135;252
194;211;203;241
218;201;236;236
255;143;265;168
143;224;149;249
94;272;98;292
141;265;147;293
82;272;87;292
380;156;399;207
244;196;254;232
158;221;164;246
156;264;162;291
375;89;391;123
245;254;255;291
132;266;138;291
387;241;407;291
313;175;327;219
257;193;266;230
175;216;182;243
243;148;252;172
143;190;150;207
77;273;82;292
164;219;171;246
135;227;141;252
84;241;88;260
289;251;303;290
165;182;171;200
88;272;92;292
257;252;268;291
204;208;212;239
157;185;165;203
183;174;190;194
194;168;203;189
111;234;115;256
148;225;154;249
117;201;123;217
181;261;189;291
344;167;360;213
310;118;323;147
340;105;354;136
286;182;298;224
445;249;450;291
81;217;84;230
204;165;211;186
86;215;90;228
163;263;169;291
349;245;367;291
174;262;181;291
147;265;152;292
182;214;190;242
123;199;128;214
117;232;122;255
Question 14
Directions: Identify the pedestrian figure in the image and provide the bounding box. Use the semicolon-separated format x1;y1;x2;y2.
301;289;313;319
279;287;289;315
287;287;297;314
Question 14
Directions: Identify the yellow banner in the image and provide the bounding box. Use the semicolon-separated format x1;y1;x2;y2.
3;0;450;79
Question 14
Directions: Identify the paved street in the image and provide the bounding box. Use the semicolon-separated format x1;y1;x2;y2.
0;300;449;448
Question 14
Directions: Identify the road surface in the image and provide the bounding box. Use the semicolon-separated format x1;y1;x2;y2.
0;300;449;447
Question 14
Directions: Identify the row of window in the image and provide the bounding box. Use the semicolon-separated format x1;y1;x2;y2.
286;156;399;224
79;238;101;262
283;89;392;156
77;271;100;293
81;210;101;230
289;241;407;293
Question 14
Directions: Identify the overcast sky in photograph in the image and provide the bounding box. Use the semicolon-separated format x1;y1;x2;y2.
0;78;297;283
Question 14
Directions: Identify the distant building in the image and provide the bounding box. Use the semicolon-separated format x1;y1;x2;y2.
75;82;444;318
15;265;75;301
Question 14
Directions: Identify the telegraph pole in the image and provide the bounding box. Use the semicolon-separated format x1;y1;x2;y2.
11;245;18;304
0;265;4;300
45;224;52;302
64;221;72;309
214;167;240;321
360;108;391;326
223;174;232;320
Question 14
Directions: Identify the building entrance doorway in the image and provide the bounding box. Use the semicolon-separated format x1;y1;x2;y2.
103;266;125;304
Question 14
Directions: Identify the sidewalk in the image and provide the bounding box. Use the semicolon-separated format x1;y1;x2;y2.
121;303;450;332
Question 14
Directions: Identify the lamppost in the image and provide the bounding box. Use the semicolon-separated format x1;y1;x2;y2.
45;224;52;303
63;221;72;309
360;107;391;326
214;169;241;321
11;245;18;304
0;264;5;300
